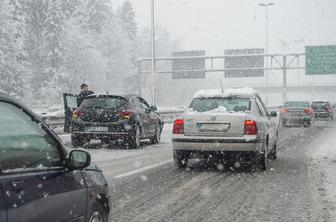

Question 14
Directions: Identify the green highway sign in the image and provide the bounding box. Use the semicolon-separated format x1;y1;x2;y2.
306;45;336;75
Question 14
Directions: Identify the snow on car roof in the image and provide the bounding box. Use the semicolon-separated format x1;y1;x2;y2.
193;87;258;99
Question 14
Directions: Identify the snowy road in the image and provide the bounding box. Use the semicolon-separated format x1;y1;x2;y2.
59;122;334;222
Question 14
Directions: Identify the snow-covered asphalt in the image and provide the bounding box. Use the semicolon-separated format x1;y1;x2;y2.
58;122;336;222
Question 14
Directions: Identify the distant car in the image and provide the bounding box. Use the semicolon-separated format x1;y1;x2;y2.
0;93;110;222
69;94;164;148
41;106;64;120
311;101;334;120
280;101;314;127
172;88;278;170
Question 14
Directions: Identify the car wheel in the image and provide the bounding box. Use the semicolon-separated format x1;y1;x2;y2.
303;121;310;128
260;143;268;171
150;125;161;144
269;142;277;160
282;120;287;127
174;151;188;169
88;204;107;222
129;126;141;149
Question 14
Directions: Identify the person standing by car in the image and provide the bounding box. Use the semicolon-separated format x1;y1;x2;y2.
77;83;94;106
63;84;93;133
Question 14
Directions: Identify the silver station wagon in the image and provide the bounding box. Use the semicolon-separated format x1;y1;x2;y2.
172;87;279;170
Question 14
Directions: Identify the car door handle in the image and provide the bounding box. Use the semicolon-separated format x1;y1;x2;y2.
11;180;24;192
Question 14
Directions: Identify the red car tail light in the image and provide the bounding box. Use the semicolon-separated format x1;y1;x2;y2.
280;108;289;113
304;108;314;114
244;120;258;135
118;111;134;120
173;119;184;134
72;108;85;119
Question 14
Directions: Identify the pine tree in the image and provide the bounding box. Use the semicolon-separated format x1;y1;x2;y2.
117;1;137;41
0;0;24;97
86;0;112;33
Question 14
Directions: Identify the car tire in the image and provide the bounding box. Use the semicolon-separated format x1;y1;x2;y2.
282;120;287;127
174;151;188;169
88;204;108;222
71;135;84;148
260;142;268;171
150;125;161;144
269;142;277;160
129;126;141;149
303;121;310;128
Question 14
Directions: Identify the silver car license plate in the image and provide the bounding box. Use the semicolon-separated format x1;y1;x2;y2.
198;123;230;132
86;126;108;132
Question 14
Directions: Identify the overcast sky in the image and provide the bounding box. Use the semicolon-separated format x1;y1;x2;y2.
114;0;336;55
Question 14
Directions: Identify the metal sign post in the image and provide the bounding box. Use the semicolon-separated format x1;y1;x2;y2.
150;0;156;105
282;55;287;105
137;60;142;96
137;53;305;105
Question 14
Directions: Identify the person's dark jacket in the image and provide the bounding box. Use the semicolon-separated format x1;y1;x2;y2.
77;90;94;106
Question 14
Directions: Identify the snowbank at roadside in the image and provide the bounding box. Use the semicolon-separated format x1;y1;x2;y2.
307;124;336;219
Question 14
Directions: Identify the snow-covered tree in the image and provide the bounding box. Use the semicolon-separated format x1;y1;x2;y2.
0;0;24;97
0;0;179;106
86;0;112;33
117;0;137;41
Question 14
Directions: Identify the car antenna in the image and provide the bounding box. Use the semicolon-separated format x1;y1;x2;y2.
220;79;224;93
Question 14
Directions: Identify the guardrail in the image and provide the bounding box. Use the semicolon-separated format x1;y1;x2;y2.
43;105;282;131
42;110;186;130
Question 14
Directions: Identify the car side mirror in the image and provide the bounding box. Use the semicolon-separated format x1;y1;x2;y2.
68;150;91;170
270;111;278;117
150;106;157;112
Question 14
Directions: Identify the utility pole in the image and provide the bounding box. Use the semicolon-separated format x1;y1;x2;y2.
137;60;142;96
151;0;156;106
294;38;304;86
282;55;287;105
259;2;274;105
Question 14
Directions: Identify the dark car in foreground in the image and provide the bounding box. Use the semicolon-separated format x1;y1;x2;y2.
280;101;314;127
0;93;110;222
311;101;334;120
69;94;163;148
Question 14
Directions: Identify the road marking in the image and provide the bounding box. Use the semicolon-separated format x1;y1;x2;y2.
112;159;173;179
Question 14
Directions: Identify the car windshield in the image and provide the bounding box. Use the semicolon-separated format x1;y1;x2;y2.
284;101;309;108
190;97;251;113
0;102;61;172
80;97;128;109
312;102;329;108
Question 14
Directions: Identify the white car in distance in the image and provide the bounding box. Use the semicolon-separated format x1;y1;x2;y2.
172;87;278;170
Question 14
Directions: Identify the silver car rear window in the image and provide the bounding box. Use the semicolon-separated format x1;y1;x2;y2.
189;97;251;113
284;101;309;108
